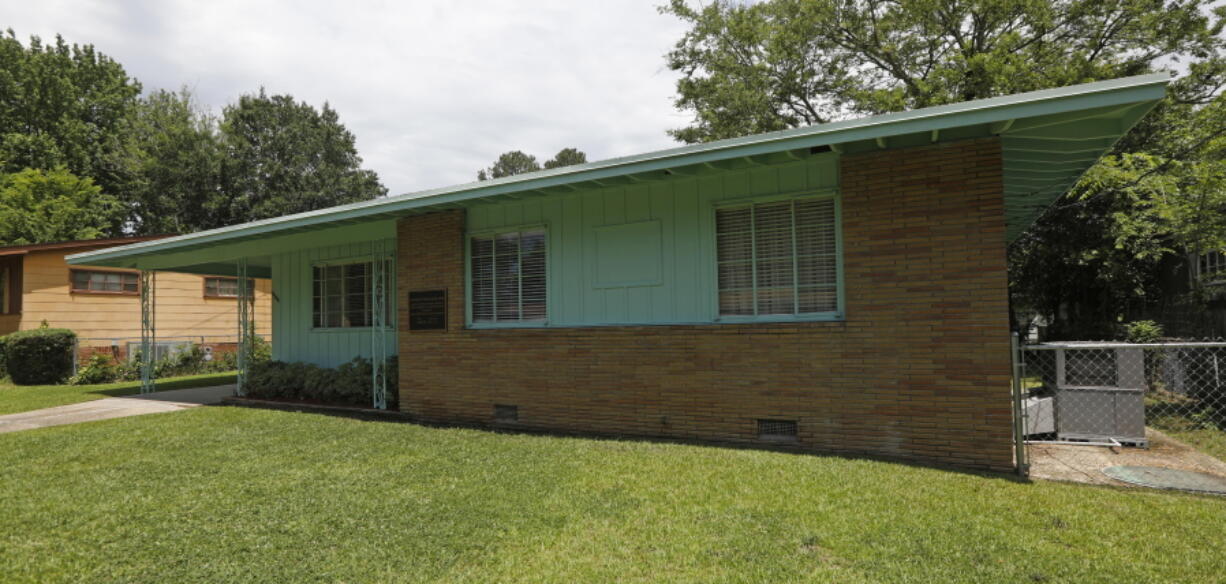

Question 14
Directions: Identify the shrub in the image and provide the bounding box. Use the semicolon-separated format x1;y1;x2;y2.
69;354;119;385
0;335;8;379
69;343;256;386
1122;320;1164;343
246;356;398;408
4;328;76;384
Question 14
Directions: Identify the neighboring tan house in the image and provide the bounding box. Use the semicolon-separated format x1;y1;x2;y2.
69;75;1169;473
0;237;271;360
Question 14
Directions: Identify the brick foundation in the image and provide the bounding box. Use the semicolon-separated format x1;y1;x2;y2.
397;138;1014;472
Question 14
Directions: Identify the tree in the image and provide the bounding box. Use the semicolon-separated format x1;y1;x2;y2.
478;148;587;180
663;0;1226;337
544;147;588;169
126;88;222;234
477;150;540;181
0;167;125;245
662;0;1224;142
0;31;143;198
211;90;386;229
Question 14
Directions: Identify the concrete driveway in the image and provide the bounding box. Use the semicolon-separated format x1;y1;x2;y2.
0;384;234;434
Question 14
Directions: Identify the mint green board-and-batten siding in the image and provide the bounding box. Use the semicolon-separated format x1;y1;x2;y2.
464;153;840;326
270;225;398;367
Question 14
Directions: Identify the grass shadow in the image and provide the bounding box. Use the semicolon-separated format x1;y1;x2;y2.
223;396;1031;484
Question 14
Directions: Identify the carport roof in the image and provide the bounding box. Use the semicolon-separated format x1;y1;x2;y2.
68;73;1169;273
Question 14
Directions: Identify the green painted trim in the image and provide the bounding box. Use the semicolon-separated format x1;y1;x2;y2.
715;313;844;324
66;74;1168;268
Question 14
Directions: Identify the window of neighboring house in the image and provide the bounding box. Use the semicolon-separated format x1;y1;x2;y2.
715;195;841;319
1195;251;1226;285
70;269;139;295
203;277;253;298
312;260;391;328
469;228;547;324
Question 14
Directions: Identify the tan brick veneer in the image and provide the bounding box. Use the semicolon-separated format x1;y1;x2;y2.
397;138;1014;472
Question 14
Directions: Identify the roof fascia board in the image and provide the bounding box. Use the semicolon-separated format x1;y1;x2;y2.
69;74;1168;266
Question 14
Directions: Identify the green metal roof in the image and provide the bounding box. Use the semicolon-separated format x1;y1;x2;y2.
69;73;1168;272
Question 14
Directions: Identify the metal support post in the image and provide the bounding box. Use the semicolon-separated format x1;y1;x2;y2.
236;258;251;396
139;270;156;394
370;242;389;410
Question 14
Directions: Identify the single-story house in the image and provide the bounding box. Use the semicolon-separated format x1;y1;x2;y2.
0;237;271;360
67;74;1168;472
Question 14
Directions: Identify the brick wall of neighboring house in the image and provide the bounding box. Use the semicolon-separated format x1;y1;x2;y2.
396;137;1014;472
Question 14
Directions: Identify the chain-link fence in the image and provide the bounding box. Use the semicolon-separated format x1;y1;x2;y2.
1017;341;1226;452
71;334;271;376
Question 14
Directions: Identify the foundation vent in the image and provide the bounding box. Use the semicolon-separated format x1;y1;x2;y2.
757;419;798;441
494;404;519;422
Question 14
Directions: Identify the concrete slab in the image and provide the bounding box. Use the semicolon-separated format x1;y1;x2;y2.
1029;428;1226;488
0;384;234;434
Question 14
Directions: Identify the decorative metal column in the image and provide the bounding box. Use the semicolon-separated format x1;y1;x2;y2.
139;270;156;394
236;258;252;396
370;242;390;410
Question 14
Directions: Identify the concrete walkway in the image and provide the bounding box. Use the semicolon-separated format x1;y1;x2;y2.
0;384;235;434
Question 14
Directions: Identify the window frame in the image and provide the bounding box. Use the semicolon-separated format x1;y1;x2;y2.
1193;250;1226;286
68;268;140;296
709;189;845;324
202;276;252;299
465;223;550;329
309;256;394;331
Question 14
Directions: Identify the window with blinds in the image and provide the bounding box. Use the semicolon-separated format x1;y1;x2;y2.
70;269;139;295
312;260;391;328
716;197;839;318
470;229;547;324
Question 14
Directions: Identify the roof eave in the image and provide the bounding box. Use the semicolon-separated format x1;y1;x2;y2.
67;73;1170;266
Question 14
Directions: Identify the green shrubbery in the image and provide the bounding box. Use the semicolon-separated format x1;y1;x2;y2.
1122;320;1164;343
246;356;398;409
68;336;271;385
2;328;77;384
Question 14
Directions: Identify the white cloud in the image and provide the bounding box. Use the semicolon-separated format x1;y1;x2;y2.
3;0;691;194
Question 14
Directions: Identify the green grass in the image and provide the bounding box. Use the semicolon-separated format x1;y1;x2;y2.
1150;415;1226;462
0;408;1223;583
0;372;237;415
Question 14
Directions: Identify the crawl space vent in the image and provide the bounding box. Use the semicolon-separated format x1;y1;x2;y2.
494;404;518;422
757;419;798;441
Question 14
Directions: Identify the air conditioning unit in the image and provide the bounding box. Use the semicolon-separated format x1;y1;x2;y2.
1049;344;1147;446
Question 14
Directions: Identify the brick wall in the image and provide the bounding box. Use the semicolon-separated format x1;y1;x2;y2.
396;138;1014;472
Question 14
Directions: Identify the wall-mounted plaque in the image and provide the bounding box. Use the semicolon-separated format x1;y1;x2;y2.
408;289;447;330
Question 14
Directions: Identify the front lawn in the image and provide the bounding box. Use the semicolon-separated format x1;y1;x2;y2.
0;372;237;415
0;408;1223;583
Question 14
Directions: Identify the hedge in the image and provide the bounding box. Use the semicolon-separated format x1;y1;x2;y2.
4;328;77;385
246;357;398;409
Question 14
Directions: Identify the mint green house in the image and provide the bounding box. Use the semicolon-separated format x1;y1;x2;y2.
67;75;1167;471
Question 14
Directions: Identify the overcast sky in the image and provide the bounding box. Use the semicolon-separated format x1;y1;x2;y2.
4;1;691;195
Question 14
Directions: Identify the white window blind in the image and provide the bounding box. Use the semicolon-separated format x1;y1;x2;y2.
716;197;838;317
470;229;546;323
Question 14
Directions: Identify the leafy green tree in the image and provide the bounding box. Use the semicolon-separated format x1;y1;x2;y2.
126;88;222;234
0;31;142;197
211;89;386;229
478;148;587;180
544;147;588;169
663;0;1226;337
662;0;1224;142
477;150;541;180
0;167;124;245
